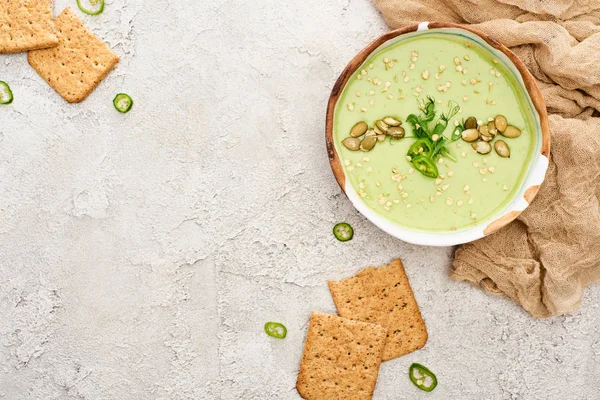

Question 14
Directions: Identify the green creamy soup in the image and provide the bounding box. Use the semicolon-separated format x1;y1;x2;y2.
334;32;537;232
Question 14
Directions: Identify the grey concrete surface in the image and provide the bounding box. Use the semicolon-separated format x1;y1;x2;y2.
1;0;599;399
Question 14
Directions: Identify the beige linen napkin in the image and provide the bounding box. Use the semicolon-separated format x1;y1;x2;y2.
372;0;600;317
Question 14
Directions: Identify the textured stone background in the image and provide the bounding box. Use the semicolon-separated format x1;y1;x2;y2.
1;0;599;399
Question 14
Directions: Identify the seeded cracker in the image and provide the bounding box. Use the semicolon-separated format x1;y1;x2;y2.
296;312;386;400
0;0;58;53
328;259;428;361
28;7;119;103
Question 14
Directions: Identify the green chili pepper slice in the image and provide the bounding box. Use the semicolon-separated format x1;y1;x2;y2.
264;322;287;339
113;93;133;113
0;81;13;105
412;155;439;178
407;138;433;159
333;222;353;242
76;0;105;15
409;363;438;392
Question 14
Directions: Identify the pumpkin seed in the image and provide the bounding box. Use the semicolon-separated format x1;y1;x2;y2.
502;125;521;138
472;141;492;154
479;124;490;137
375;119;390;133
342;137;361;151
387;126;405;139
462;128;480;142
360;136;377;152
494;115;508;133
383;116;402;126
481;134;493;142
350;121;368;137
373;125;384;135
487;121;498;135
494;140;510;157
376;134;386;142
465;116;478;130
365;129;376;137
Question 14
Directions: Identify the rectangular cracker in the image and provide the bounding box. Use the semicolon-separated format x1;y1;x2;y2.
28;7;119;103
328;259;428;361
296;312;386;400
0;0;58;53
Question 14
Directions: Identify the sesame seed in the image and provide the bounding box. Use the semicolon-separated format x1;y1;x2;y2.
464;55;470;61
384;58;389;63
454;120;460;126
402;193;409;199
384;206;390;211
435;72;441;80
361;107;367;112
432;134;439;141
463;95;468;101
457;66;463;72
406;204;412;208
386;201;392;207
489;166;495;173
347;104;354;111
471;213;477;220
397;184;403;190
483;178;488;182
421;70;430;80
367;167;373;173
439;65;446;71
464;185;470;191
503;185;509;191
356;162;363;168
356;91;361;97
477;119;483;126
369;100;375;105
466;190;472;196
461;80;467;86
461;151;467;158
363;157;369;162
438;158;444;164
416;86;423;93
435;178;442;185
480;168;488;175
482;158;488;165
448;171;454;177
470;78;477;85
442;184;450;191
404;76;410;82
496;72;501;78
493;58;499;64
457;200;463;206
454;57;461;66
473;161;480;167
357;75;362;80
387;94;394;99
394;199;400;204
436;192;443;197
361;69;368;75
446;197;454;205
369;63;374;69
409;63;415;70
408;168;415;174
446;81;452;88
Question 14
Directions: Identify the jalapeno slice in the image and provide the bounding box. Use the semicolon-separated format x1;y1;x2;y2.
411;155;439;178
0;81;13;105
407;138;433;159
264;322;287;339
409;363;438;392
76;0;105;15
333;222;354;242
113;93;133;113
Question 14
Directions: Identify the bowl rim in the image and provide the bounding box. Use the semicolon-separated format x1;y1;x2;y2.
325;21;551;246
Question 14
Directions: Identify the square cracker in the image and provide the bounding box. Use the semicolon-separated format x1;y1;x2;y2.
0;0;58;53
296;312;386;400
328;259;428;361
28;7;119;103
